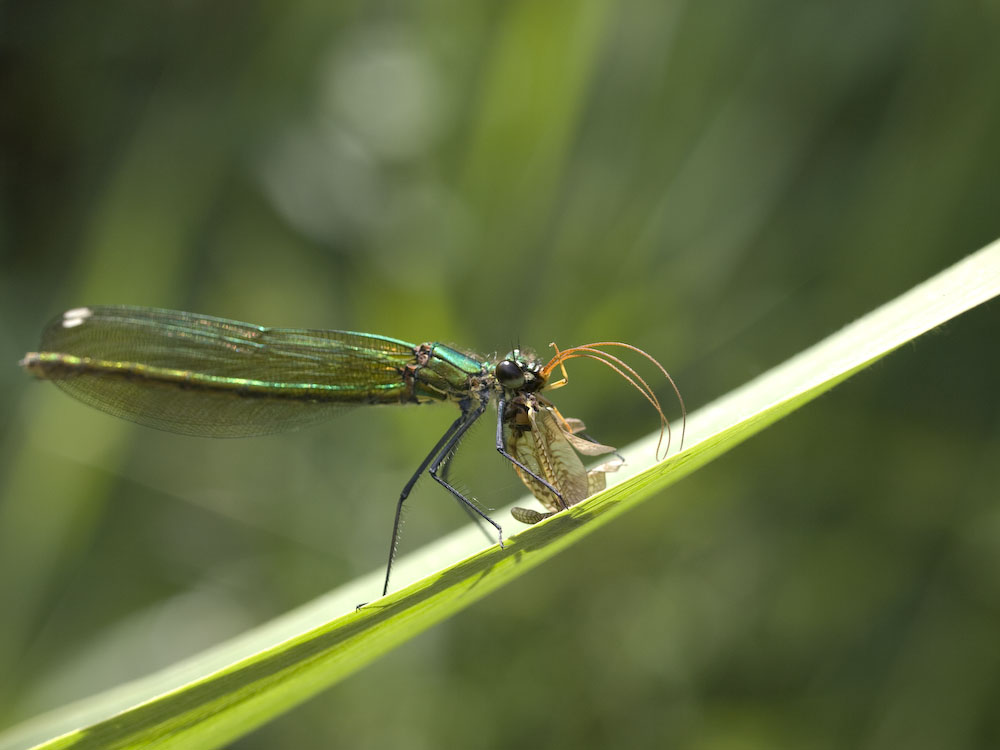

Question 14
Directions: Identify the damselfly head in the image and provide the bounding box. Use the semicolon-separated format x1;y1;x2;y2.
539;341;687;460
495;349;545;392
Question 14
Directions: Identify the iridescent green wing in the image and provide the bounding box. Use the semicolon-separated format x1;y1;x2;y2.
21;306;419;437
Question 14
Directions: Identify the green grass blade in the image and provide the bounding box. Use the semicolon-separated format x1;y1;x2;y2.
4;238;999;750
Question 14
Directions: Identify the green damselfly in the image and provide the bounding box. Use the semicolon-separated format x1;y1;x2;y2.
20;306;685;596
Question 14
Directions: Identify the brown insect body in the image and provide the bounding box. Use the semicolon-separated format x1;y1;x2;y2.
506;392;623;525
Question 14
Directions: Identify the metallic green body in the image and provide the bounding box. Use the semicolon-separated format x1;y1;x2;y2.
409;343;488;403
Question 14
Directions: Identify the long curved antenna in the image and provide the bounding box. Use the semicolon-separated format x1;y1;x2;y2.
551;348;670;455
540;341;686;460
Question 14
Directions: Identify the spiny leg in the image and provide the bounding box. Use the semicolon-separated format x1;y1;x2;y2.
380;410;468;597
427;397;504;544
439;451;497;543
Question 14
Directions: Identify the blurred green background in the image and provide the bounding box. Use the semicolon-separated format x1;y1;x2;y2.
2;0;1000;747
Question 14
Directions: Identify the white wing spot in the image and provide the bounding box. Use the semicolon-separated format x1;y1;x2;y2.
62;307;93;328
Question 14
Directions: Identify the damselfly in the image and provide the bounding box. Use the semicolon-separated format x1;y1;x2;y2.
20;306;685;596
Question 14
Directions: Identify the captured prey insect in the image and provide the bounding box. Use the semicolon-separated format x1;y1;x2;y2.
20;306;686;596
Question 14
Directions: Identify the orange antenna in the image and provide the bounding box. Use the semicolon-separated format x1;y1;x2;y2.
541;341;686;460
545;341;571;389
552;347;670;456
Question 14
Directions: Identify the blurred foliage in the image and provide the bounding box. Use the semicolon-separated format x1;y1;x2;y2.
1;0;999;748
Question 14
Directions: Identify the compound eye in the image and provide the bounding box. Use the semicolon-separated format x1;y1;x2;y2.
495;359;526;389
